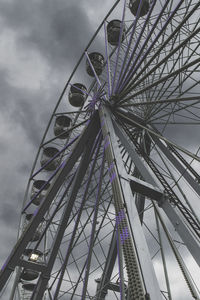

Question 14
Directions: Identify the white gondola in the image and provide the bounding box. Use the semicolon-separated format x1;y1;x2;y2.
129;0;149;17
41;147;60;171
86;52;104;77
31;180;50;206
107;20;125;46
54;115;72;139
69;83;87;107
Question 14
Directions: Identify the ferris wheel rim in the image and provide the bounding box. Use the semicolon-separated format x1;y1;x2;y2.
1;1;200;299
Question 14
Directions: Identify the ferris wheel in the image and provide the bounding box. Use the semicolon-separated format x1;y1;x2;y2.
1;0;200;299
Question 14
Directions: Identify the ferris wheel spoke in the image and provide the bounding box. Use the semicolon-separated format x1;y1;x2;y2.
52;135;103;298
175;107;200;122
118;1;200;99
30;128;102;299
115;0;165;94
41;118;88;146
118;57;200;106
116;108;200;162
150;99;200;123
120;96;200;108
121;127;200;262
29;179;76;254
110;0;126;95
147;37;191;107
150;43;200;115
69;201;115;299
2;1;200;299
117;0;188;96
149;133;200;220
146;81;200;122
122;39;200;115
81;153;106;299
154;204;200;299
115;0;157;94
54;173;114;298
154;211;173;300
148;0;197;101
29;134;80;182
104;21;112;98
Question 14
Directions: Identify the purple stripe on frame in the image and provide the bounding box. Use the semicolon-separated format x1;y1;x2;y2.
104;140;110;149
116;209;126;225
101;119;105;127
108;162;114;172
1;256;10;271
33;208;39;216
110;171;116;183
120;227;129;244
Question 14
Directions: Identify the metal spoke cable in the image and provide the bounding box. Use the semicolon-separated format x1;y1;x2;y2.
118;1;200;98
119;120;200;238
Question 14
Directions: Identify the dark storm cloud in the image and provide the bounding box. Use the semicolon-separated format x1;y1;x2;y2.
0;0;98;281
0;0;94;71
0;201;20;226
0;1;199;299
0;68;14;109
0;67;47;146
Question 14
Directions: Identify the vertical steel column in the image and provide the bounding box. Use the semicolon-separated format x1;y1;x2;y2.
81;150;105;300
0;113;100;294
112;109;200;267
52;133;102;299
99;105;162;300
150;132;200;222
155;213;172;300
30;119;100;300
95;231;117;300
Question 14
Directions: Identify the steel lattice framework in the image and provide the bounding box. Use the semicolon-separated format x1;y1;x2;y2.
0;0;200;299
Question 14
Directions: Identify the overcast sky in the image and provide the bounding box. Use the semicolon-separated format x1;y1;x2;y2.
0;1;200;299
0;0;114;267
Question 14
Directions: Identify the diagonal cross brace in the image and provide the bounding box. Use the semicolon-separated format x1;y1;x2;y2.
0;112;100;293
99;105;163;300
112;112;200;267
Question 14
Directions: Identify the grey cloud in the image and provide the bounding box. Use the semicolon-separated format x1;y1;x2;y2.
0;73;46;147
0;1;199;299
0;0;94;70
0;0;97;280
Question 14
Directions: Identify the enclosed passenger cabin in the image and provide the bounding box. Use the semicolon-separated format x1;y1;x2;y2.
22;283;36;291
31;180;50;206
41;147;60;171
54;115;72;139
69;83;87;107
21;269;39;281
86;52;104;77
107;20;125;46
129;0;149;17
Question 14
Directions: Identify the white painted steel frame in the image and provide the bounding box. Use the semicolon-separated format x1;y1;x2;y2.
99;105;163;300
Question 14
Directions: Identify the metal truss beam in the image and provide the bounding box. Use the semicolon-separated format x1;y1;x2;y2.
150;131;200;221
95;231;117;300
113;120;157;186
31;119;101;299
99;106;162;300
128;174;163;202
161;199;200;267
111;114;200;267
0;112;100;294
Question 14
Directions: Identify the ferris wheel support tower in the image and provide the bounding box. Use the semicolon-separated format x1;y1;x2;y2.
0;0;200;299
